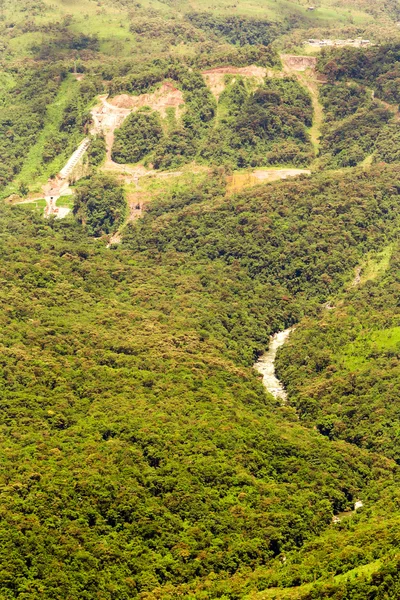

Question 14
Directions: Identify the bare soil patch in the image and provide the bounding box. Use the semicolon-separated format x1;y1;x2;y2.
227;169;311;194
91;83;185;170
202;65;267;98
281;55;317;72
109;82;184;118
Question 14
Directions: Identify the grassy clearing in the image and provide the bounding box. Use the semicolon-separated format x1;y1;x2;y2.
0;72;15;96
250;559;383;599
361;153;374;168
225;169;309;194
359;243;394;284
56;196;74;209
4;76;82;198
14;199;46;213
4;0;136;58
372;326;400;350
296;70;323;155
139;168;208;197
337;244;395;370
341;325;400;370
226;171;259;194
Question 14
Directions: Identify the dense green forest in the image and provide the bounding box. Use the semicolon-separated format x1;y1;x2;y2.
316;45;400;168
276;244;400;461
2;0;400;597
184;13;286;46
0;165;398;599
200;77;313;168
317;44;400;105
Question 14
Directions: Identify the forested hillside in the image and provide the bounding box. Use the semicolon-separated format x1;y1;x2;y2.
1;0;400;598
0;166;400;599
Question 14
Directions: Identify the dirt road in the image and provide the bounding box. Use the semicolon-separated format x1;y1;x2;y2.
281;54;323;154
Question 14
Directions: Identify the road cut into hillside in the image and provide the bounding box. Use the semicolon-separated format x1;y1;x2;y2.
281;54;323;152
91;83;184;169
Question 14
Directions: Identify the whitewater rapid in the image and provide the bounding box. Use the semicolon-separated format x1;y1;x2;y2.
254;327;294;402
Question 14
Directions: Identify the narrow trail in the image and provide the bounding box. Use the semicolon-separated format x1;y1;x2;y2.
297;70;324;152
281;55;323;156
369;88;400;121
254;327;294;402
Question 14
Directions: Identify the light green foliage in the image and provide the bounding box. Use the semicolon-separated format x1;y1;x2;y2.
15;198;46;213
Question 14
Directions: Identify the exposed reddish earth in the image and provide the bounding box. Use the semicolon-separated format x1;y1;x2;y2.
109;82;184;117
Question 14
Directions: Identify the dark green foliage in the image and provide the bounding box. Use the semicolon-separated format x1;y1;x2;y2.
124;166;400;306
186;13;286;46
129;15;206;45
32;31;100;60
59;96;89;134
110;65;166;95
320;82;371;121
110;66;216;169
153;128;196;169
0;163;399;597
201;77;313;168
146;168;226;216
42;131;69;163
108;49;280;96
0;66;64;191
108;64;313;170
0;68;101;194
87;135;107;167
319;105;392;168
318;43;400;104
192;44;281;69
4;17;400;600
112;110;163;164
73;173;126;236
374;122;400;163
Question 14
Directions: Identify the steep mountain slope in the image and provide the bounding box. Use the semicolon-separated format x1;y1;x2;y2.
2;1;400;598
0;166;399;598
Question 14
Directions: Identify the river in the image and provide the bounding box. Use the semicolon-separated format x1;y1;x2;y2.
254;327;294;402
